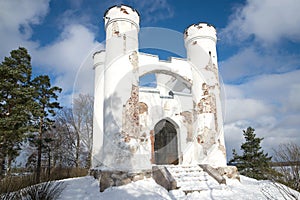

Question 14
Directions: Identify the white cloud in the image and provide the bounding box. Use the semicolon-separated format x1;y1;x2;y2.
31;24;103;105
224;70;300;159
220;47;264;82
237;70;300;109
224;70;300;126
223;84;243;99
33;24;99;73
287;84;300;112
221;0;300;45
224;98;273;123
219;47;300;82
0;0;103;106
0;0;49;33
0;0;50;59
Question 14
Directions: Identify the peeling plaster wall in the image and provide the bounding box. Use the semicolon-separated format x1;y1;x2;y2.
100;54;153;171
104;5;139;65
92;6;227;170
96;5;143;171
93;50;226;169
139;90;193;165
185;23;226;167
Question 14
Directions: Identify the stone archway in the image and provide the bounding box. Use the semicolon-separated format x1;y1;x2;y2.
154;119;179;165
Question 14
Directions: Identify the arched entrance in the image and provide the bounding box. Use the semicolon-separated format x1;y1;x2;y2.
154;119;179;165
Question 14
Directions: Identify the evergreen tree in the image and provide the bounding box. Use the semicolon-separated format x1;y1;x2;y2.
229;127;273;180
0;47;62;180
0;47;34;176
30;75;62;182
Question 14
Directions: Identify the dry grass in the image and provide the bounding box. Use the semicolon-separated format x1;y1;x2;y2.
0;167;88;198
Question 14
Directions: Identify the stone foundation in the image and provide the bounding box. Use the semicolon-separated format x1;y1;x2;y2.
90;169;152;192
152;165;177;190
90;165;239;192
216;165;240;181
199;165;240;184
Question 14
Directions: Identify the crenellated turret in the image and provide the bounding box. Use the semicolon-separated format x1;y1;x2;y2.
185;23;226;167
184;23;218;69
104;5;140;65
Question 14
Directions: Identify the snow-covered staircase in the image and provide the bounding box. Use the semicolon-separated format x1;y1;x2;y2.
166;165;222;193
153;165;223;193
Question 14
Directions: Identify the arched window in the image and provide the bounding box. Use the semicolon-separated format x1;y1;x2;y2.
139;73;157;88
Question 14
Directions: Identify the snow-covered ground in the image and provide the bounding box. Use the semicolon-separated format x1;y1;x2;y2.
58;176;299;200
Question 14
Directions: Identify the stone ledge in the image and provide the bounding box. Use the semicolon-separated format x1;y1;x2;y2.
152;165;177;191
216;165;240;181
90;165;240;192
90;168;152;192
199;164;226;184
199;165;240;184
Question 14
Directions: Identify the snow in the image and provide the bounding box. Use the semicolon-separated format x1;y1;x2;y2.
165;165;221;191
58;177;100;200
58;175;299;200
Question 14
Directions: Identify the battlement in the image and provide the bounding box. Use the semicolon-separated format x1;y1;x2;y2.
139;52;189;67
104;5;140;31
184;23;217;45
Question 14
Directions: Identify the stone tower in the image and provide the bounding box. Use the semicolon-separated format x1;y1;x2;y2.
185;23;226;166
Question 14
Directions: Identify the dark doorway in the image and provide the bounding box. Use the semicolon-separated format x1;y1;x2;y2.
154;119;179;165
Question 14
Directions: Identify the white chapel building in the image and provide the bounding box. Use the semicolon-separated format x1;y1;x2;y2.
92;5;227;171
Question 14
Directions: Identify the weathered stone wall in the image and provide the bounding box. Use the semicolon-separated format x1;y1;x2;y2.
152;165;177;190
216;165;240;180
90;169;152;192
90;164;240;192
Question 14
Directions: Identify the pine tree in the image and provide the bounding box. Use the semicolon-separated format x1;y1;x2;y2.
229;127;272;180
0;47;62;180
0;47;34;176
30;75;62;182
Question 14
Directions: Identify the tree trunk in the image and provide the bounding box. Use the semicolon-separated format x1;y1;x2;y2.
47;147;51;179
0;156;5;178
86;151;91;169
36;116;43;183
7;155;12;175
76;131;80;168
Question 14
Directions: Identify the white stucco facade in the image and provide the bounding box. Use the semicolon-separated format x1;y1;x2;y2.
92;5;227;171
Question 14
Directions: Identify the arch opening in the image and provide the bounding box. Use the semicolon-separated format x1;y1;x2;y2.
154;119;179;165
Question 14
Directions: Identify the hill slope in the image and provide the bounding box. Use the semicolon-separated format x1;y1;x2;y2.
57;176;299;200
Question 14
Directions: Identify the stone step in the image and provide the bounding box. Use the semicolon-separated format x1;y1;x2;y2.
164;165;221;193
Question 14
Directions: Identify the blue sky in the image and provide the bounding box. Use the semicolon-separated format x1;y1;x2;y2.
1;0;300;159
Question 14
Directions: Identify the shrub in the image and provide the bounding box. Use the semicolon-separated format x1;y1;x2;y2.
20;181;65;200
